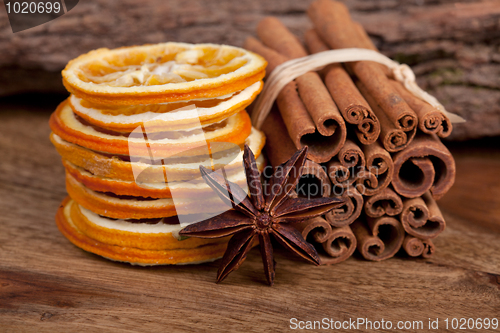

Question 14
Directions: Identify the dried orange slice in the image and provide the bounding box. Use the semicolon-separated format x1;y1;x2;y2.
66;173;235;219
56;197;230;265
63;154;265;199
62;42;267;105
50;128;265;183
50;100;252;157
69;201;230;251
69;81;263;132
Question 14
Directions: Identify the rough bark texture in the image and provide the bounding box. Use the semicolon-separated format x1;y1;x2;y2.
1;0;499;140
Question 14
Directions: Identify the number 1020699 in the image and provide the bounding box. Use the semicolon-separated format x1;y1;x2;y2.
5;1;62;14
444;318;498;330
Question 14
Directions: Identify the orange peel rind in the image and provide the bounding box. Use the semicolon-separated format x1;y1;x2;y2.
63;154;265;199
50;100;253;157
66;173;232;219
62;43;267;105
56;197;230;265
50;128;265;183
69;81;263;132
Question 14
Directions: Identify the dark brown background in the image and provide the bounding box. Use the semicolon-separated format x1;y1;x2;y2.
1;1;500;331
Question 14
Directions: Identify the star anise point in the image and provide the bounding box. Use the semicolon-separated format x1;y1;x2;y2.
180;145;345;285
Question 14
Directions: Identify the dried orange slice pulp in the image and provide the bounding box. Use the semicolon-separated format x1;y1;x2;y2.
62;42;267;105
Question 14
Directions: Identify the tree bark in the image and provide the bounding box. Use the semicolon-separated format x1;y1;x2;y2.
1;0;499;140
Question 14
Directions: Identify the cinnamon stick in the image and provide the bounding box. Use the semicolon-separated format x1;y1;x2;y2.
402;235;424;257
245;37;317;156
402;235;435;258
244;36;288;77
351;22;390;77
351;22;452;138
257;17;308;59
392;133;456;199
325;188;363;227
356;140;394;196
296;217;356;265
327;139;365;189
300;160;332;198
308;0;418;133
296;72;345;138
304;29;380;145
356;80;416;152
259;104;296;168
389;80;452;138
364;186;403;218
327;161;356;190
253;18;347;162
244;37;346;163
337;138;366;169
400;191;446;239
261;105;332;198
245;37;317;158
351;215;405;261
321;225;357;265
295;216;332;244
421;239;435;259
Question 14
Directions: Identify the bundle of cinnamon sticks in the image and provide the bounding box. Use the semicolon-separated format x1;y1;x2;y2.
246;0;455;265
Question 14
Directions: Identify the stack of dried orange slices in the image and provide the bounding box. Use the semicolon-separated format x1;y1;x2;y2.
49;42;267;265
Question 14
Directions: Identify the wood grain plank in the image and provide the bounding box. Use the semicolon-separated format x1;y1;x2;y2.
0;98;499;332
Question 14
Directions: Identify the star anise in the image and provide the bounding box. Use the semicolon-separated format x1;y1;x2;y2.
179;145;344;285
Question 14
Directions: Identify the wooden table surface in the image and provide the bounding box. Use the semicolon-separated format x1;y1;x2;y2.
1;95;500;332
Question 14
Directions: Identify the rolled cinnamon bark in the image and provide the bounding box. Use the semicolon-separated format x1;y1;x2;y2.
402;235;424;257
356;140;394;196
327;161;356;190
244;37;288;78
257;17;308;59
352;22;377;52
389;80;452;138
327;139;365;189
295;216;332;244
255;18;347;162
245;36;346;163
402;235;436;258
392;133;455;199
308;0;417;133
296;217;357;265
351;215;405;261
304;29;380;145
351;22;452;139
325;187;363;227
244;38;318;159
400;191;446;239
351;22;452;138
296;72;345;138
422;239;435;259
259;105;297;167
364;186;403;218
356;80;416;152
321;225;357;265
338;138;365;168
327;161;357;189
261;105;332;198
300;160;331;198
351;22;391;77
